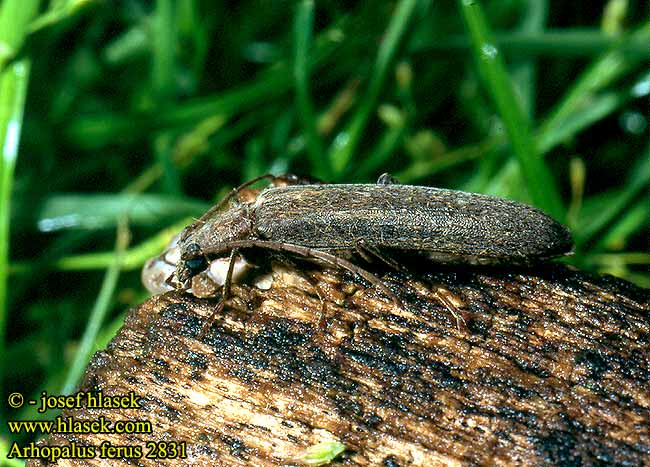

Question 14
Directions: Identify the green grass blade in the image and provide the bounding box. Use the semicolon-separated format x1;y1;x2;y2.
590;252;650;267
602;0;628;34
152;0;182;194
594;200;649;252
0;61;31;392
0;0;39;398
457;0;564;218
154;132;182;194
538;89;628;154
33;193;207;231
152;0;176;101
417;29;650;59
328;0;419;175
577;145;650;245
510;0;547;116
61;220;129;394
294;0;329;179
11;219;189;274
0;0;40;71
28;0;94;35
539;22;650;141
396;139;496;183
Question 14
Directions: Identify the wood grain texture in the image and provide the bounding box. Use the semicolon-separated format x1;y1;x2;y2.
27;262;650;466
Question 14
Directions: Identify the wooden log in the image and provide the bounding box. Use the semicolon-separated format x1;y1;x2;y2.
26;261;650;466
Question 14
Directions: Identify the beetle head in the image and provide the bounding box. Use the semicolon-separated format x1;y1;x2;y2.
177;242;209;284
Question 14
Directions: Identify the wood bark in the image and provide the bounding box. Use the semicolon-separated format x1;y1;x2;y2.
27;261;650;466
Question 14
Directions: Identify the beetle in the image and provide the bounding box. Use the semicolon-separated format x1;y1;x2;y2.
164;174;573;300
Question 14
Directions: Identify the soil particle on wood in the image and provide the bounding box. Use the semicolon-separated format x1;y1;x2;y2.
27;262;650;466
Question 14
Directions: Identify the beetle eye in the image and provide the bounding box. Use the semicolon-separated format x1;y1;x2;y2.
185;256;208;276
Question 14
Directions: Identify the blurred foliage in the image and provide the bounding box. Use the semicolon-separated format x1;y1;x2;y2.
0;0;649;458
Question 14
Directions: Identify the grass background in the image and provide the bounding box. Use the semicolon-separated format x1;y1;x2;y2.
0;0;648;461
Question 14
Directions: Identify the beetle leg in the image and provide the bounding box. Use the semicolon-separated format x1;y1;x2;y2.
198;247;239;339
353;239;465;328
432;287;466;331
200;240;402;310
221;247;238;301
354;239;404;271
